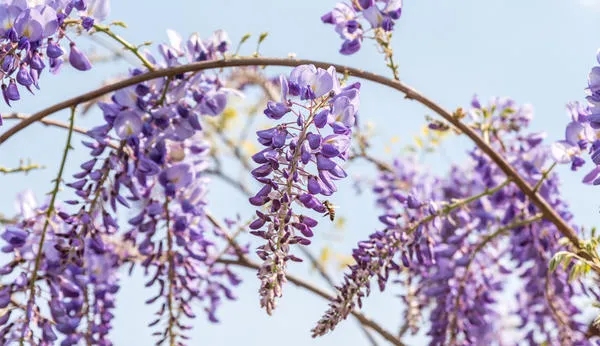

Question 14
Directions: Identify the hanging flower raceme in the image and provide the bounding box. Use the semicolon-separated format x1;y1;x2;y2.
321;0;402;54
123;134;242;342
0;190;121;345
60;29;243;344
312;155;442;337
312;97;592;344
0;0;110;124
248;64;360;314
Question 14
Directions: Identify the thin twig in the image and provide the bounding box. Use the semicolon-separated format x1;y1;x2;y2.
0;162;44;174
164;197;177;346
2;113;120;150
92;24;155;71
206;121;253;172
299;247;336;288
533;162;557;194
205;212;248;260
205;169;252;196
348;151;394;172
407;179;513;237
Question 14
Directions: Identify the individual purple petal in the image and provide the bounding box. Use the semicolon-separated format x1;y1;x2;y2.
340;38;361;55
16;64;33;88
307;133;322;150
583;166;600;184
5;80;20;101
314;109;331;128
47;39;64;58
307;176;322;195
113;111;142;139
199;91;227;116
158;163;192;190
264;101;291;119
69;42;92;71
2;227;28;248
316;155;336;170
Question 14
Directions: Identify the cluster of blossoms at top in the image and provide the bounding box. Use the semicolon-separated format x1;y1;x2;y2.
321;0;402;54
552;50;600;185
0;0;109;120
313;97;591;344
248;64;360;314
0;190;121;345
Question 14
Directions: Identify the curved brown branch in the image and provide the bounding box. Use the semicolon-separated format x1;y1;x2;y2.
2;114;120;150
3;113;95;139
0;56;581;256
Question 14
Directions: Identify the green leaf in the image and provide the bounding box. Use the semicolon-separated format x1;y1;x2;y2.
568;264;578;282
240;33;251;44
110;21;128;28
258;32;269;44
549;256;560;272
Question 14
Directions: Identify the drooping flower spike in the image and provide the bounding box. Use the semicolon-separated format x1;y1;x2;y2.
249;64;360;314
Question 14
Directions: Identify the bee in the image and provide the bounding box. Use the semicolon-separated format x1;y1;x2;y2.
323;200;339;221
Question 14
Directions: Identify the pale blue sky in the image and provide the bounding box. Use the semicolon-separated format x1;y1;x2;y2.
1;1;600;345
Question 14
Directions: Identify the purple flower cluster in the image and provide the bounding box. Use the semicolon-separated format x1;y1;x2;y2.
0;0;109;123
248;64;360;314
553;50;600;184
321;0;402;54
422;98;588;345
0;190;120;345
57;29;240;344
313;96;591;344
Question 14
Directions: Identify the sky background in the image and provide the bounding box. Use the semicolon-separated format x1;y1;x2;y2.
2;0;600;345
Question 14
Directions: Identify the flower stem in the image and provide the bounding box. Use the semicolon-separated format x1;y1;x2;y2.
92;24;155;71
0;162;44;174
19;106;77;346
405;178;513;235
533;162;557;193
164;197;177;346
